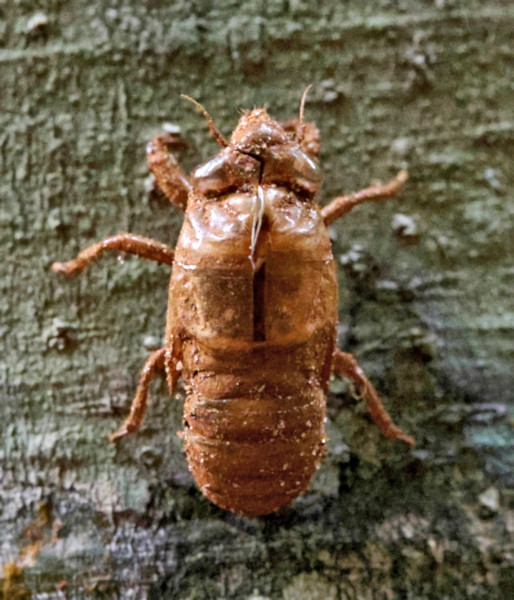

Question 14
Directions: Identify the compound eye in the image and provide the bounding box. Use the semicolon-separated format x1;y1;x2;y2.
191;148;260;196
289;147;321;192
262;145;322;196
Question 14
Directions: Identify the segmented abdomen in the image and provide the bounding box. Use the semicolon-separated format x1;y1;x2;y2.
180;339;331;516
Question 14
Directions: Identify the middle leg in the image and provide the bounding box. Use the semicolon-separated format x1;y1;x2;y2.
52;234;175;276
321;170;408;226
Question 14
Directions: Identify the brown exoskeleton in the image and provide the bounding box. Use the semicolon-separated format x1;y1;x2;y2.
52;89;414;517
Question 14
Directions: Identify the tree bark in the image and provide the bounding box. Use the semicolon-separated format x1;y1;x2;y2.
1;1;512;598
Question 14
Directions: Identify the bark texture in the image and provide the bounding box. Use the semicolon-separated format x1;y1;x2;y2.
1;1;513;598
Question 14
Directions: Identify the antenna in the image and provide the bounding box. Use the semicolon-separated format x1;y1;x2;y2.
181;94;229;148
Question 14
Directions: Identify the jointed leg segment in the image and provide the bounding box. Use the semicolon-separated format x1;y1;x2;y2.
51;234;175;276
332;348;415;447
322;170;408;226
109;347;166;442
146;135;192;211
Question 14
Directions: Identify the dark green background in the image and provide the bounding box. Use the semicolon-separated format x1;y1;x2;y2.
1;1;512;598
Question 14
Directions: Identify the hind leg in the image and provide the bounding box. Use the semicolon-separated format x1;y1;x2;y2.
332;348;415;447
109;347;168;441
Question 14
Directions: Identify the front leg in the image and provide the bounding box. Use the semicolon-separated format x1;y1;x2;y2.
52;233;174;276
332;348;415;447
146;135;192;212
